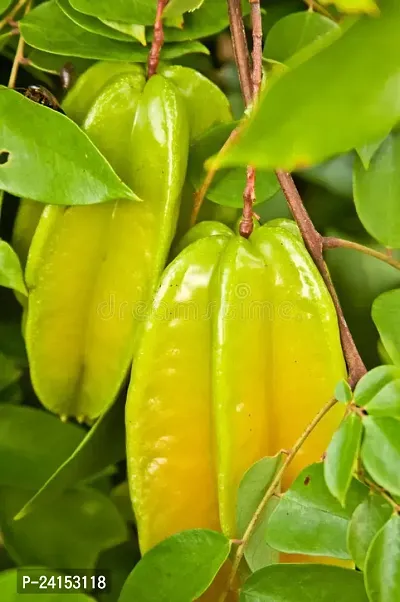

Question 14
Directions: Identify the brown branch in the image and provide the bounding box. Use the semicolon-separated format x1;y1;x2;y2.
226;0;252;107
324;237;400;271
220;396;339;600
249;0;263;97
147;0;168;78
227;0;259;237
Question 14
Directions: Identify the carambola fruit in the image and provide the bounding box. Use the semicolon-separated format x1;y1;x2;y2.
126;220;347;552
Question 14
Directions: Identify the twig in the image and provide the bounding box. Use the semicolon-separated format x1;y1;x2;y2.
324;237;400;271
147;0;168;78
276;171;366;386
0;0;26;31
240;166;256;237
249;0;262;97
221;396;339;600
7;0;31;89
226;0;252;106
228;0;261;237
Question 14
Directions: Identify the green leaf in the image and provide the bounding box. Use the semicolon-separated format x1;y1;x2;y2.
320;0;378;14
361;416;400;496
217;2;400;171
56;0;137;41
0;320;27;367
159;64;232;140
298;153;354;198
0;240;27;295
69;0;156;25
0;0;13;13
372;290;400;367
0;568;94;602
237;455;283;572
264;11;338;64
335;379;353;403
354;132;400;247
118;530;230;602
189;123;279;207
0;87;137;205
0;486;127;569
97;541;141;602
347;494;392;570
240;565;369;602
356;134;388;169
0;353;21;393
16;398;125;519
0;405;84;490
324;413;363;505
266;463;367;558
354;365;400;417
21;2;208;61
365;514;400;602
164;0;204;19
99;20;146;45
28;49;94;75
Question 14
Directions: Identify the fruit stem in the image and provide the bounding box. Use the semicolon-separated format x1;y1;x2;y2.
147;0;169;79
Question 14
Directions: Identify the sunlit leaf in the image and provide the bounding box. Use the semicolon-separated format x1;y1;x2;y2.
0;87;137;205
100;20;146;45
216;3;400;172
354;131;400;247
335;379;353;403
264;11;338;64
361;416;400;496
356;133;388;169
57;0;136;41
69;0;156;25
372;290;400;367
354;365;400;417
347;494;392;570
266;463;367;558
320;0;378;14
365;514;400;602
0;240;27;295
164;0;204;19
324;413;363;505
21;1;208;61
237;455;283;571
240;565;368;602
119;530;230;602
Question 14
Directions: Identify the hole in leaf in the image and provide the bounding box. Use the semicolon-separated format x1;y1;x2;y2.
0;151;10;165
